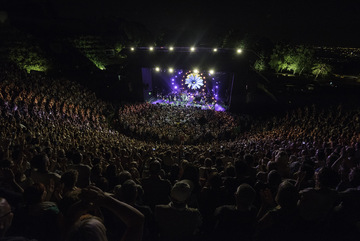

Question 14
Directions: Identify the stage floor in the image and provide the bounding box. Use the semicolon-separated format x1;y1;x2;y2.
150;98;227;112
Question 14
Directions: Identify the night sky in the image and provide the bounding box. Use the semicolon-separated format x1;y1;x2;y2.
1;0;360;47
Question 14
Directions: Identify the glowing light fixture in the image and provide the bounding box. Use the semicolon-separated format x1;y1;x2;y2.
130;47;135;51
190;47;196;52
237;48;243;54
193;69;199;73
149;47;154;51
213;48;218;52
169;47;174;51
155;67;160;72
209;69;214;75
185;73;204;90
168;68;174;73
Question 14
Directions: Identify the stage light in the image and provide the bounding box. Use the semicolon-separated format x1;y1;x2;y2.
213;48;218;52
237;48;243;54
155;67;160;72
175;86;178;89
209;69;214;75
168;68;174;73
169;47;174;51
130;47;135;51
149;47;154;51
194;69;199;73
190;47;196;52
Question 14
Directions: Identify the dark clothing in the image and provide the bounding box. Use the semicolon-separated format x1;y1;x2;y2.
212;205;257;241
133;203;157;241
0;237;37;241
9;202;60;241
256;207;303;241
141;176;172;210
154;203;202;241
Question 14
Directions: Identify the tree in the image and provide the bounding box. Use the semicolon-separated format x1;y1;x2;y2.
269;44;289;73
269;44;314;75
254;57;267;72
312;62;332;80
9;44;49;73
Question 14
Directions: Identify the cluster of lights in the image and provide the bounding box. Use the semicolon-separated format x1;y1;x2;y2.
129;46;243;54
154;67;215;75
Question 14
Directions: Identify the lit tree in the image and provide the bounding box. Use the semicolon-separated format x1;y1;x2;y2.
9;44;49;73
312;62;332;80
269;44;290;73
269;44;314;75
254;57;267;72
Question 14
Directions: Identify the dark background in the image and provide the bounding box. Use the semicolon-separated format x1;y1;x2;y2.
1;0;360;47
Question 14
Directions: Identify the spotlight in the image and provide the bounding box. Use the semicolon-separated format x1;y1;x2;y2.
237;48;243;54
130;47;135;51
149;47;154;51
190;47;196;52
209;69;214;75
155;67;160;72
169;47;174;51
213;48;218;52
193;69;199;73
168;68;174;73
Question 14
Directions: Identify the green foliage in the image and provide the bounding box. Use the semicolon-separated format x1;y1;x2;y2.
9;45;49;73
269;44;314;75
269;44;287;73
312;62;332;80
70;35;127;69
254;57;267;72
114;42;124;54
70;35;113;70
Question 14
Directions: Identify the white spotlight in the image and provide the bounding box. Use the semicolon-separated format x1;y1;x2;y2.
169;47;174;51
213;48;218;52
168;68;174;73
190;47;196;52
155;67;160;72
149;47;154;51
130;47;135;51
194;69;199;73
237;48;243;54
209;69;214;75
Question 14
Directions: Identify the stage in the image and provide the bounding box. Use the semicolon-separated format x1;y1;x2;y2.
149;95;227;112
142;68;234;112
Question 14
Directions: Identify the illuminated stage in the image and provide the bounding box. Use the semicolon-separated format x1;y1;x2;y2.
150;97;227;112
142;68;234;112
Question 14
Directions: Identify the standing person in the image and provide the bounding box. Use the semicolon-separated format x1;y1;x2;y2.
257;181;302;241
141;160;172;211
1;197;37;241
0;197;14;239
9;183;61;241
30;153;61;188
68;151;91;188
211;183;257;241
154;181;202;241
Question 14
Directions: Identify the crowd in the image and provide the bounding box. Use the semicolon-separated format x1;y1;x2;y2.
117;103;241;144
1;62;360;241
